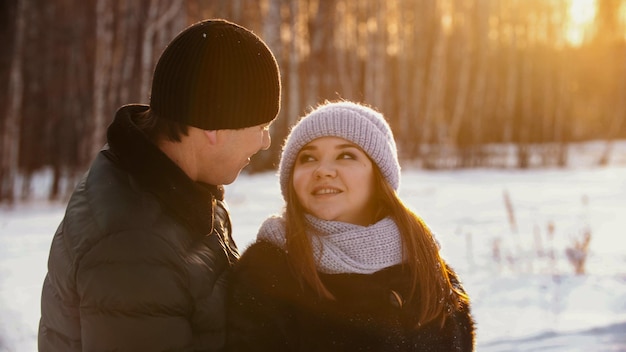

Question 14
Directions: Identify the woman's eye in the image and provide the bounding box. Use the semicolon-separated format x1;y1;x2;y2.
297;154;315;163
338;152;356;160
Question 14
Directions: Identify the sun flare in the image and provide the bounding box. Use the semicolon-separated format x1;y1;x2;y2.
566;0;597;46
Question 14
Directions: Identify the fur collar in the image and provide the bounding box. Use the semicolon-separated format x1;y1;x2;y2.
105;104;223;237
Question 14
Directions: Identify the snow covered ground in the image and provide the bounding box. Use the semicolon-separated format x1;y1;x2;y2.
1;141;625;351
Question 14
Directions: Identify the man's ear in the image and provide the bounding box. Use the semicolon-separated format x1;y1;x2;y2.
203;130;218;145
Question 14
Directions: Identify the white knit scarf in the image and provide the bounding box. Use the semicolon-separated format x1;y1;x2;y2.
256;215;404;274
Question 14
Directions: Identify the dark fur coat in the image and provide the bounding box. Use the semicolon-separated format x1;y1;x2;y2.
227;240;475;351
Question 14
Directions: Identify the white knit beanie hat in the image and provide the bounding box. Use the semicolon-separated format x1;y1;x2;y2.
279;101;401;199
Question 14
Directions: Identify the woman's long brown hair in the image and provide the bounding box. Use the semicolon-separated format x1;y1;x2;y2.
283;165;469;328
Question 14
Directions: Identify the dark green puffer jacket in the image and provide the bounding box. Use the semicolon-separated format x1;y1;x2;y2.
38;104;239;352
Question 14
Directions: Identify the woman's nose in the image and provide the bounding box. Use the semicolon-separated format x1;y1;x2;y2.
314;161;337;179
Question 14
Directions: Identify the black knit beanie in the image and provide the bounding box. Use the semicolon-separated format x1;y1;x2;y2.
150;19;281;130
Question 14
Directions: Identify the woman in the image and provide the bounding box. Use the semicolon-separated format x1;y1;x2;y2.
227;101;475;351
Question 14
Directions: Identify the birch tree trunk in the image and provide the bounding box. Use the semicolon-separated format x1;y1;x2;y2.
595;0;626;165
335;0;360;100
395;0;411;154
61;0;95;193
468;0;490;166
113;0;141;106
1;0;26;203
364;1;386;108
263;0;283;76
91;0;114;158
287;0;301;126
554;63;570;166
448;0;472;154
517;34;533;169
501;2;518;146
400;0;434;158
307;0;334;107
306;1;322;107
421;1;448;166
140;1;184;102
260;0;285;169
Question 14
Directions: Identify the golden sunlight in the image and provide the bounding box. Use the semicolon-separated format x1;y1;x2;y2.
566;0;597;46
621;2;626;41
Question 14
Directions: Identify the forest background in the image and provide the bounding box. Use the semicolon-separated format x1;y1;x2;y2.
1;0;625;204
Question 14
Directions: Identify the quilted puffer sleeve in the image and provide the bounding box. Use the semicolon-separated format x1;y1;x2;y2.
227;241;297;351
75;227;193;351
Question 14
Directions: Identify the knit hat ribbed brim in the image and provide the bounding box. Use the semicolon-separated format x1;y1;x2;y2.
150;19;281;130
279;101;401;199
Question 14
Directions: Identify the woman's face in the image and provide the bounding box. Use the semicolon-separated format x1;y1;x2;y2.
292;136;378;226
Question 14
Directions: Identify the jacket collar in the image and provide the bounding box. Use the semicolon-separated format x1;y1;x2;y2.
105;104;223;237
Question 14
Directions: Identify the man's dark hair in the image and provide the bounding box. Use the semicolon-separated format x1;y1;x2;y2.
134;108;189;143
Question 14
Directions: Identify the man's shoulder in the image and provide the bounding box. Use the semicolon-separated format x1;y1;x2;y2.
61;153;170;249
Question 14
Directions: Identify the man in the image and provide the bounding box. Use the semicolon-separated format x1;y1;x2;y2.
38;19;281;351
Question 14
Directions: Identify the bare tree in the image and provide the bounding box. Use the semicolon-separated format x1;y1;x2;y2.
141;1;185;102
395;0;436;159
3;0;626;203
363;1;386;108
1;0;25;203
500;1;520;149
259;0;286;170
447;0;473;167
306;0;336;107
287;0;302;125
334;0;361;101
421;1;448;167
466;0;491;167
91;0;115;160
595;0;626;165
